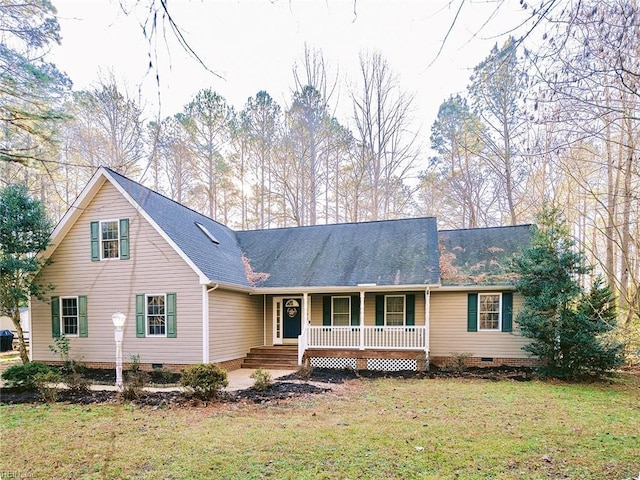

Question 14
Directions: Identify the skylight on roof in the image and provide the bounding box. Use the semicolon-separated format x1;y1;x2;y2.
195;222;220;244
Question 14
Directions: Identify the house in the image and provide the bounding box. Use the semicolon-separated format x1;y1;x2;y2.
30;167;536;372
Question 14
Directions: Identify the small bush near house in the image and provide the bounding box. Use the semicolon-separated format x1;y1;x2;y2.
181;363;228;400
49;335;91;392
446;352;472;374
250;368;272;391
33;370;61;403
65;372;92;394
122;371;149;401
123;356;150;401
1;362;56;389
150;367;175;384
296;362;314;381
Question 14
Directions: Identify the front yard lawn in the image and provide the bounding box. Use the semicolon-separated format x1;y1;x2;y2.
1;374;639;479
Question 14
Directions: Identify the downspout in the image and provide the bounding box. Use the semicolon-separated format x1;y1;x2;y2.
203;283;219;363
359;291;366;350
425;287;431;371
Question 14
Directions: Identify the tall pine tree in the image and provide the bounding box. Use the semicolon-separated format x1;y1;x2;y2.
513;207;624;378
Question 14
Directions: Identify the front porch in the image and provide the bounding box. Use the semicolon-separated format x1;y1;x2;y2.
299;325;429;371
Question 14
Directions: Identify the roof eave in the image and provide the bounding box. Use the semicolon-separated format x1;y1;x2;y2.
250;283;441;295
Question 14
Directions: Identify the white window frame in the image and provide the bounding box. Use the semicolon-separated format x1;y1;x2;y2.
331;296;351;326
478;292;502;331
146;293;167;337
385;295;406;326
100;219;120;260
61;296;79;337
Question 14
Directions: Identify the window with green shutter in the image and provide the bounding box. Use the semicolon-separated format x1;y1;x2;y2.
468;292;513;332
136;293;177;338
51;295;88;337
90;218;130;261
51;296;60;338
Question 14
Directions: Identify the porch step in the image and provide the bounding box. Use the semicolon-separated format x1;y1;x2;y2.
241;346;298;369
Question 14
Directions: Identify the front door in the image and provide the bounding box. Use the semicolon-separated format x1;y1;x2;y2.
283;298;302;339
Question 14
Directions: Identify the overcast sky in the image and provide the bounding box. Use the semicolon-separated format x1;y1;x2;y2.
50;0;531;132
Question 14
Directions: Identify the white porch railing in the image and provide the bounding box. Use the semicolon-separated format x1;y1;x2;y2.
301;325;427;351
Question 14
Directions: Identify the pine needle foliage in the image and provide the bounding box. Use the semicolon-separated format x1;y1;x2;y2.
513;207;624;379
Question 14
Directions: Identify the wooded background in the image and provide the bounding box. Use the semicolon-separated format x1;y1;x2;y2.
1;0;638;338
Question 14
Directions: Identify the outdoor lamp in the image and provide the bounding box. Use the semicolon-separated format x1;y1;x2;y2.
112;312;126;391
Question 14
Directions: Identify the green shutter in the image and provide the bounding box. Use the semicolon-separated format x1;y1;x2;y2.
166;293;177;338
351;295;360;326
375;295;384;326
78;295;88;337
406;294;415;326
467;293;478;332
323;296;331;326
90;221;99;261
119;218;130;260
502;292;513;332
136;294;145;337
51;296;60;338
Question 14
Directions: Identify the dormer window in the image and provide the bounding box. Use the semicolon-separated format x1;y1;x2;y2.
195;222;219;244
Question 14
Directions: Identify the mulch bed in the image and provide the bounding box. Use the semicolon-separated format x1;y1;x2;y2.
0;366;537;407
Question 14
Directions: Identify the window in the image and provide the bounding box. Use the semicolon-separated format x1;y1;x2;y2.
385;295;405;326
101;220;119;259
91;219;129;261
136;293;177;338
147;294;166;336
61;297;78;336
332;297;351;326
50;295;88;338
478;293;501;330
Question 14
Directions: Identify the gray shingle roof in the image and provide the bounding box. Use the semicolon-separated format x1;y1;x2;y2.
106;168;253;288
106;169;529;290
438;225;534;286
236;218;440;288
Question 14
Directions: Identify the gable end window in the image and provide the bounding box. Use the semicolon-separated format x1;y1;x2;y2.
136;293;177;338
91;219;130;261
51;295;88;338
467;292;513;332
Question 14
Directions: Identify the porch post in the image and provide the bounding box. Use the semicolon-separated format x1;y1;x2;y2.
424;287;431;365
359;291;365;350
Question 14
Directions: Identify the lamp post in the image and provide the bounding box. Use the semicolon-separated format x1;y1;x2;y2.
112;312;126;391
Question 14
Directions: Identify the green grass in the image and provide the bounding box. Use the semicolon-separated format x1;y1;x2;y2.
2;375;639;479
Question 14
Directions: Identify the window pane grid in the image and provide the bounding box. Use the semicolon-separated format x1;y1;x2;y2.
479;294;500;330
61;298;78;336
385;296;405;326
101;221;119;259
332;297;350;326
147;295;166;336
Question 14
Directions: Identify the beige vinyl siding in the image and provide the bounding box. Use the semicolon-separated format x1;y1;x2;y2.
31;182;203;365
209;289;263;362
307;292;426;327
265;296;274;346
429;291;529;358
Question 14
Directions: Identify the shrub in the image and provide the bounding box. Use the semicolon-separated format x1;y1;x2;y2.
296;363;314;381
64;372;91;394
34;370;61;403
150;367;175;384
447;352;472;374
181;363;228;400
250;368;272;391
122;370;149;401
1;362;56;389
